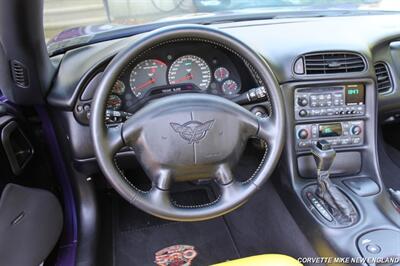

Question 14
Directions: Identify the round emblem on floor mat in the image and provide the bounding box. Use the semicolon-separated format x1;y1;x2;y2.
155;245;198;266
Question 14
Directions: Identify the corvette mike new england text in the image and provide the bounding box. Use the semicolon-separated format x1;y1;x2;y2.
297;256;400;264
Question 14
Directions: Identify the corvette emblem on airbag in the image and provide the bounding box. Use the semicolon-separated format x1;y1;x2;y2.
155;245;198;266
170;120;214;144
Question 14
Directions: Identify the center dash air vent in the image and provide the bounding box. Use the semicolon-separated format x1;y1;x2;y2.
374;62;393;94
10;60;29;88
294;52;366;75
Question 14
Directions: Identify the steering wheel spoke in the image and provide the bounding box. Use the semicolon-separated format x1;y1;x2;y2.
105;124;125;155
215;163;234;185
256;116;277;144
152;168;173;191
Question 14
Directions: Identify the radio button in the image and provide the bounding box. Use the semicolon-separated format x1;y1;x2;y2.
331;139;339;145
299;109;308;117
341;138;351;145
298;141;310;148
297;97;309;107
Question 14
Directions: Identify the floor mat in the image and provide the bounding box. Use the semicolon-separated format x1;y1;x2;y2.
223;180;319;260
112;190;240;266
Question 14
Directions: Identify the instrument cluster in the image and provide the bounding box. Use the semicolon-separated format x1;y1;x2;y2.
105;42;243;113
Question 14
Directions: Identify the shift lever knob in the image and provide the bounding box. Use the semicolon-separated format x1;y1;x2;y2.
311;140;336;172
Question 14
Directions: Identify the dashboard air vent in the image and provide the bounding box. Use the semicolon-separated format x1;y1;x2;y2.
300;52;366;75
10;60;29;88
374;62;393;94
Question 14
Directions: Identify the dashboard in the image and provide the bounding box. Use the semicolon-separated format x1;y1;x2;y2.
42;14;400;262
47;14;400;160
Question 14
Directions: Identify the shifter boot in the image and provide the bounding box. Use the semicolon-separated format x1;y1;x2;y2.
312;140;358;225
316;171;358;223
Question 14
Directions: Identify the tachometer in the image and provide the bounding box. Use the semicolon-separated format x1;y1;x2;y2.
168;55;211;91
130;59;167;98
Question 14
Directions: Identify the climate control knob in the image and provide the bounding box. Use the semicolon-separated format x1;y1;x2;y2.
297;97;309;107
299;109;308;117
297;129;309;140
351;125;362;135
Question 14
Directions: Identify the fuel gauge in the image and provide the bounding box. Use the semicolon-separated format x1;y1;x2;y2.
221;80;239;95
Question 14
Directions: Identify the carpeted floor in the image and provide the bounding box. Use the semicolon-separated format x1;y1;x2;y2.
111;187;239;266
102;180;318;266
97;143;318;266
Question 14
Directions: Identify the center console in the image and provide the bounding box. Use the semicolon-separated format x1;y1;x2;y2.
280;78;400;265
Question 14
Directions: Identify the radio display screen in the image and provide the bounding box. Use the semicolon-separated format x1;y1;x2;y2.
345;84;365;105
319;123;342;138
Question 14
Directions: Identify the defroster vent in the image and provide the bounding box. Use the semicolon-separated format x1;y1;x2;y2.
10;60;29;88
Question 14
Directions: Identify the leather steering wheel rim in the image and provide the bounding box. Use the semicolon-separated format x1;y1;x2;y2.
91;24;286;221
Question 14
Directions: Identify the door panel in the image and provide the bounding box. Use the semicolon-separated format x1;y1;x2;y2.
0;101;63;265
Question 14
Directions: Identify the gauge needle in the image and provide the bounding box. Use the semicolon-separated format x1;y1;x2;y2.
136;78;155;90
174;73;193;83
228;83;236;90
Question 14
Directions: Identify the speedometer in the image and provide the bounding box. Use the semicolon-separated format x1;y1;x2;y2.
130;59;167;98
168;55;211;91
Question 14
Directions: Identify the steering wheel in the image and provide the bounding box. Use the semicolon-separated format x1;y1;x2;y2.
91;25;285;221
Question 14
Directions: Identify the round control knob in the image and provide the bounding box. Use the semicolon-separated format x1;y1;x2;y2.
297;129;309;140
299;109;308;117
250;106;268;118
351;125;362;135
297;97;308;107
366;244;381;254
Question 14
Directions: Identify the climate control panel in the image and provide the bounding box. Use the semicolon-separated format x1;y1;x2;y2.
294;84;366;120
295;120;364;150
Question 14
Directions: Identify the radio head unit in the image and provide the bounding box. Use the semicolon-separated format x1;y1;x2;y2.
294;84;366;120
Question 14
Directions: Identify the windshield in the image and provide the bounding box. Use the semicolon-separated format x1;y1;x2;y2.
44;0;400;49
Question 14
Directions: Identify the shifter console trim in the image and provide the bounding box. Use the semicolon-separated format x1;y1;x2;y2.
302;184;359;228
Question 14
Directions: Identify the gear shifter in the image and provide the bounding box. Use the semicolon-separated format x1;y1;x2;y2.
312;140;358;224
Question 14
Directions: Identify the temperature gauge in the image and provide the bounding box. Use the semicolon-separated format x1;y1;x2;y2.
221;80;239;95
214;67;230;82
